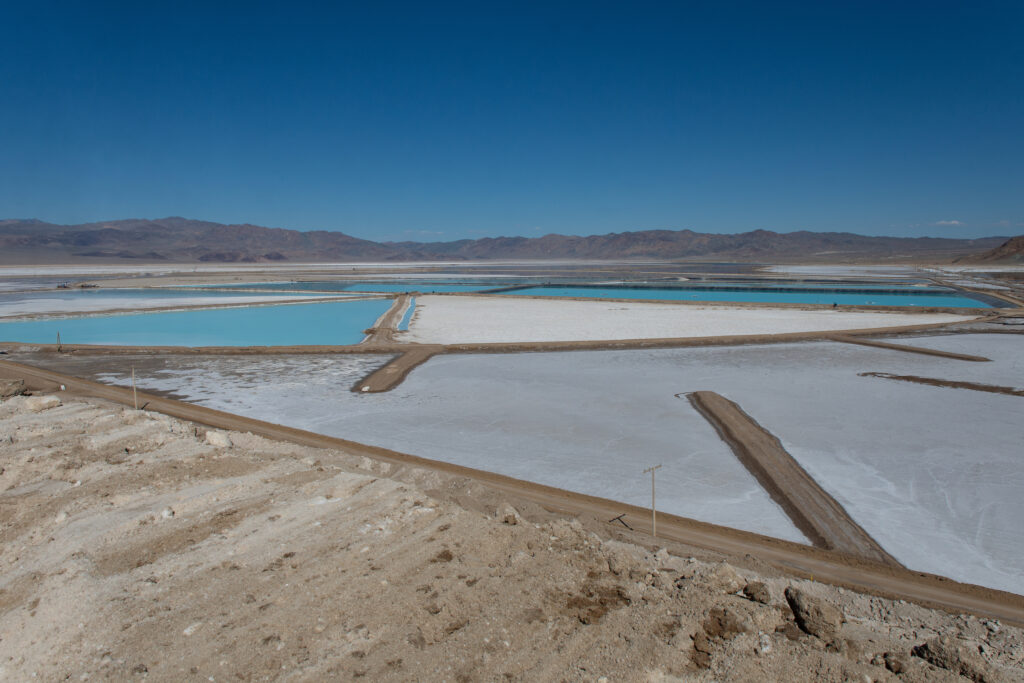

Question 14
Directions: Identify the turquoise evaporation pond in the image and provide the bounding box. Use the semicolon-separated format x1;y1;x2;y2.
504;286;990;307
333;283;488;293
196;281;514;293
397;297;416;331
0;287;328;306
0;299;394;346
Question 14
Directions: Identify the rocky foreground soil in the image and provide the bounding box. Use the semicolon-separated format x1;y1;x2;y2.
1;389;1022;682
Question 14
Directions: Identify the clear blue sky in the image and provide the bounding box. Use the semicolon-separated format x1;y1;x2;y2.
1;1;1021;241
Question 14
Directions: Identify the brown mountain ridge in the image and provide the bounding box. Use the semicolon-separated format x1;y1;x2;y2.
0;217;1010;264
956;235;1024;264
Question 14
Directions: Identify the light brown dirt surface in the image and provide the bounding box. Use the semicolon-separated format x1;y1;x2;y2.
364;294;410;344
3;394;1024;682
354;346;444;393
827;335;993;362
858;372;1024;397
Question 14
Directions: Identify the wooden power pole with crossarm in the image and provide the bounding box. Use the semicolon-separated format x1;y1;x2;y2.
643;464;662;537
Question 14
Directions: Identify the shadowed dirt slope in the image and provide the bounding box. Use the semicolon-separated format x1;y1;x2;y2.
957;235;1024;264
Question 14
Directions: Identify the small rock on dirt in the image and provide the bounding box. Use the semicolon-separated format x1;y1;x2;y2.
24;395;61;412
691;631;713;669
0;379;25;398
205;431;232;448
743;581;771;604
776;621;804;642
606;551;636;577
497;503;520;525
703;562;744;594
785;586;842;640
702;605;749;640
912;636;992;682
653;548;686;572
883;652;909;674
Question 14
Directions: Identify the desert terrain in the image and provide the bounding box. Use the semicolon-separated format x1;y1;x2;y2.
1;257;1022;682
2;389;1024;681
5;0;1023;676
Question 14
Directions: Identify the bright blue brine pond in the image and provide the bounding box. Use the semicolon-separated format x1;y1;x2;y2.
397;297;416;331
197;281;499;293
504;286;991;307
0;299;393;346
0;287;325;307
339;283;486;293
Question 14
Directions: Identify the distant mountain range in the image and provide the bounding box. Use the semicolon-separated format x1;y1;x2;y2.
0;217;1013;264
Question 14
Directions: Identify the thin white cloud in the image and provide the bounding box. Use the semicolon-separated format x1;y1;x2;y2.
933;220;963;226
402;229;445;237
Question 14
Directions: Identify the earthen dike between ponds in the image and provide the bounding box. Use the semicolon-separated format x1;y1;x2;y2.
2;292;1015;395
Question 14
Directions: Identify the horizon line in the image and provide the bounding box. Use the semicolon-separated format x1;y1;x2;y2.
1;216;1013;243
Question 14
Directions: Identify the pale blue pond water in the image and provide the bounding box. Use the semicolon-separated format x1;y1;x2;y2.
0;299;393;346
663;280;937;290
504;286;992;307
188;280;523;293
0;287;329;307
338;283;488;293
397;297;416;331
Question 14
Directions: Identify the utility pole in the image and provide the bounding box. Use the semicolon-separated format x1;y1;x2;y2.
644;464;662;538
131;366;138;410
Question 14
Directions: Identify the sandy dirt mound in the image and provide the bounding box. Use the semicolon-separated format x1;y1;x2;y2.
1;394;1022;682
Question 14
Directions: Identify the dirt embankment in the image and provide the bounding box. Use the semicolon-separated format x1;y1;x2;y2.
686;391;900;567
354;295;446;392
353;346;444;393
858;372;1024;397
2;393;1024;682
827;335;993;362
363;294;409;344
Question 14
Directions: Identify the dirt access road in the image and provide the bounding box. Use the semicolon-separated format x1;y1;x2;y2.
3;359;1024;627
686;391;900;566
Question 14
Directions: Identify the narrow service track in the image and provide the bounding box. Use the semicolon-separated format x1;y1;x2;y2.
859;372;1024;397
353;346;443;393
827;334;992;362
363;294;409;344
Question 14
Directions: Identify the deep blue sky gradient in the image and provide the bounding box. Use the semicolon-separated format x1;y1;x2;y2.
1;1;1021;240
